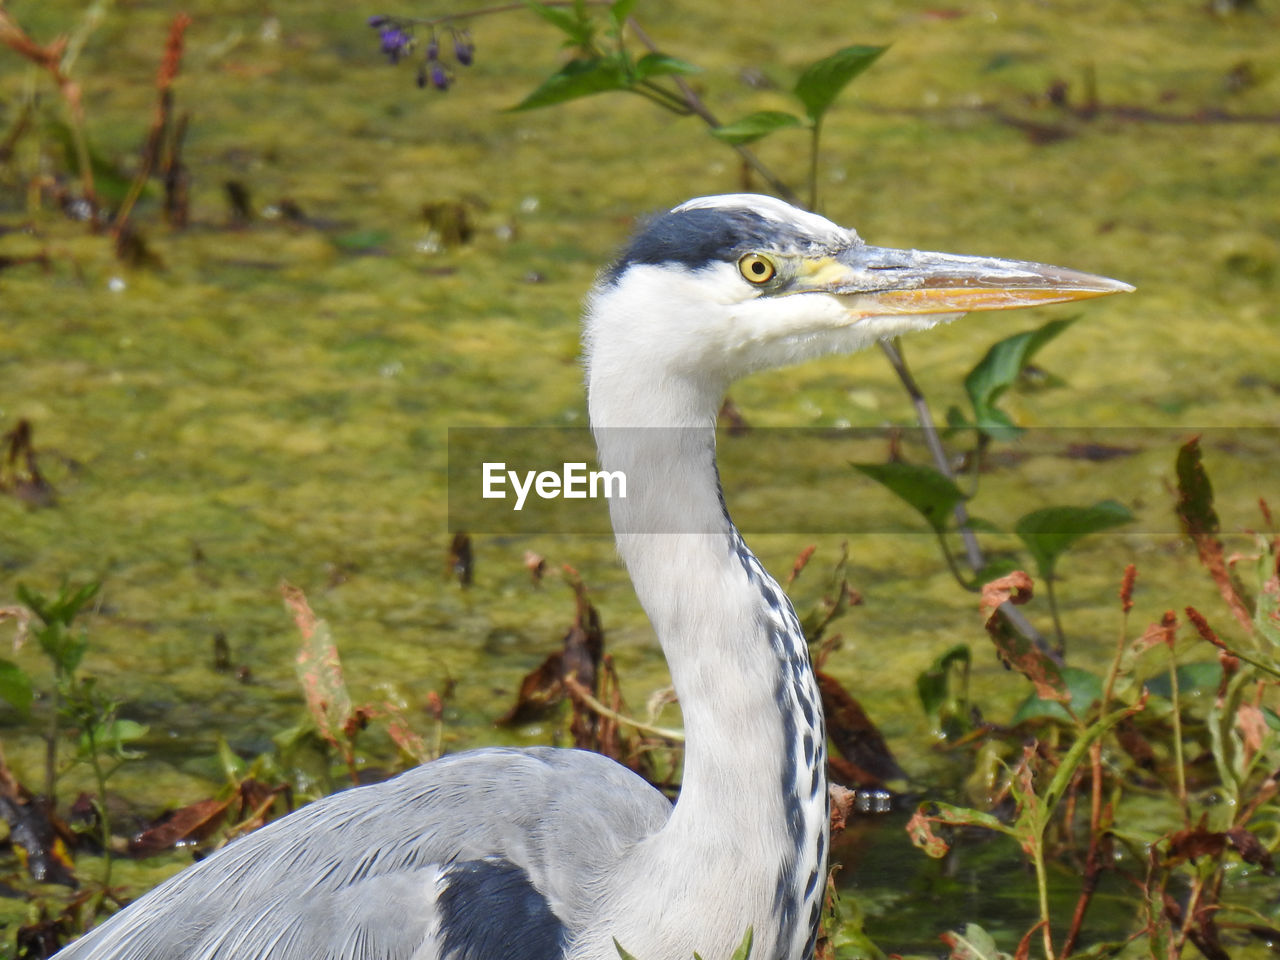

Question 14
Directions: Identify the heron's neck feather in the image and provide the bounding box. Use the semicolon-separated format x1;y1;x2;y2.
586;368;828;960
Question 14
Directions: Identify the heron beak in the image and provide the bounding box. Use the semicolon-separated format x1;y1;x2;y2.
801;244;1134;317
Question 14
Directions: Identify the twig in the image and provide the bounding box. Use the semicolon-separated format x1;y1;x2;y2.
564;674;684;742
163;111;191;228
1060;741;1106;956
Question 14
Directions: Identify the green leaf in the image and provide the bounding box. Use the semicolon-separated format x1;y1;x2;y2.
18;581;100;630
21;582;97;678
710;110;805;146
82;718;148;760
632;52;701;81
916;644;970;727
509;56;629;111
729;927;754;960
944;922;1013;960
915;800;1015;836
521;0;595;47
613;939;640;960
609;0;638;29
45;121;136;206
0;660;33;716
792;44;888;123
1014;500;1133;581
215;732;247;782
1031;700;1142;828
963;317;1075;438
1012;666;1102;724
973;555;1021;583
1145;661;1223;698
851;461;966;535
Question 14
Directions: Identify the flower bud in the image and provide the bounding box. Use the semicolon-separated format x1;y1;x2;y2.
453;30;474;66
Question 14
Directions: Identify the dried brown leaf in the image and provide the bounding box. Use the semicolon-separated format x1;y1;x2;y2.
1134;611;1177;653
495;651;565;726
447;532;473;587
787;545;817;587
817;670;904;786
981;572;1069;702
1236;703;1267;758
523;550;546;585
1226;826;1276;873
128;798;229;857
980;571;1034;620
1176;437;1254;632
828;783;855;835
284;583;352;750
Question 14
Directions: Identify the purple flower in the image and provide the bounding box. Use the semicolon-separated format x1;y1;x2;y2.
453;29;474;67
425;34;440;62
430;62;450;91
367;15;390;28
379;26;411;64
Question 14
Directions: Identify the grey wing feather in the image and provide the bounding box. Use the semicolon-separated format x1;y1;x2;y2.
54;747;671;960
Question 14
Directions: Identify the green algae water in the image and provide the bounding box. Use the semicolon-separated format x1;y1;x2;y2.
1;0;1278;955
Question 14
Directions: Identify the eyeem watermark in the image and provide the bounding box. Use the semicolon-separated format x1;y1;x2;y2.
449;426;1279;534
482;461;627;511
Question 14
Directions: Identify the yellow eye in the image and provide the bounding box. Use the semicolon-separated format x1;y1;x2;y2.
738;253;776;285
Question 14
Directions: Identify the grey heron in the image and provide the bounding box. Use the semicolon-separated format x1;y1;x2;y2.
52;194;1131;960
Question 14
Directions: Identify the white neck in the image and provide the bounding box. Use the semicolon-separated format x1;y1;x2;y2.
583;333;828;960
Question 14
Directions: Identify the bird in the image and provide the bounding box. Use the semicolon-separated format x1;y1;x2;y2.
52;194;1131;960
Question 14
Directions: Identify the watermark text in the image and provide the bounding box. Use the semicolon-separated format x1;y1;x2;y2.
482;461;627;511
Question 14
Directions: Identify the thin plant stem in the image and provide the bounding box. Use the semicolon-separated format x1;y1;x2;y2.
58;0;115;76
43;707;59;802
631;80;695;116
1044;575;1067;654
878;337;1059;660
1063;577;1136;954
935;532;974;591
878;339;979;564
624;19;799;204
1059;740;1105;957
807;120;821;212
85;733;115;888
1169;644;1188;820
1032;841;1056;960
1101;603;1130;710
406;0;606;27
564;675;684;741
0;13;99;221
399;4;801;202
1176;872;1206;954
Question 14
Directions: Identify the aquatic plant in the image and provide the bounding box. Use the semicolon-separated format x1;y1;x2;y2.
2;582;147;894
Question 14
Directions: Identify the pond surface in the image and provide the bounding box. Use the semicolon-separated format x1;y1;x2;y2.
0;0;1278;955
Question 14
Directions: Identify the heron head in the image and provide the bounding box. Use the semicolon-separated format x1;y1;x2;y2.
585;194;1131;400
